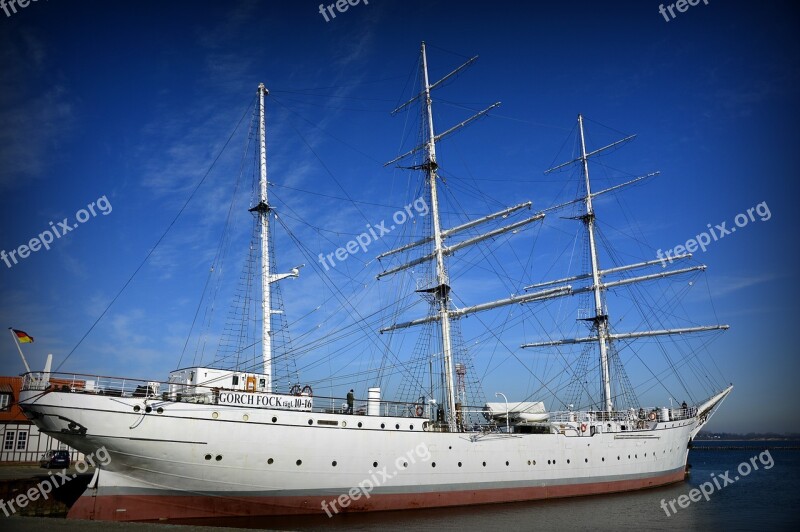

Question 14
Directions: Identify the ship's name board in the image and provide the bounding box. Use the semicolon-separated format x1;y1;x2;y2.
217;391;313;411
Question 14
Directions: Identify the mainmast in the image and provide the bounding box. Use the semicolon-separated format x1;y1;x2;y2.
420;42;458;432
250;83;300;393
380;43;551;432
578;114;613;412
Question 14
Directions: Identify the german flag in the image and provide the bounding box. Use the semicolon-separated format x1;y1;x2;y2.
11;329;34;343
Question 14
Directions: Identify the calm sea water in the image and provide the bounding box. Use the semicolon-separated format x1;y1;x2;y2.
198;442;798;531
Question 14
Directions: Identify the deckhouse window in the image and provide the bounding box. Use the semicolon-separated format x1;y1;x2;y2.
232;375;239;386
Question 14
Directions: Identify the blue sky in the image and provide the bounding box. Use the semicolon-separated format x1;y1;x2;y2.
1;1;798;433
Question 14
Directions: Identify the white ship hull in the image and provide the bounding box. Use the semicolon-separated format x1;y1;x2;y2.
18;387;716;522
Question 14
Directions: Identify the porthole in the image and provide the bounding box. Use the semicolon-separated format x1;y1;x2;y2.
358;422;363;428
308;419;313;425
617;456;620;460
432;462;436;468
268;458;274;464
215;455;222;461
553;460;556;464
458;462;462;467
635;454;638;459
133;405;140;412
585;458;588;463
409;425;414;430
332;461;337;467
296;459;302;466
373;461;378;468
548;460;551;465
145;406;152;413
272;416;277;423
505;461;509;466
156;407;164;414
482;461;486;467
380;423;385;429
527;460;531;466
533;460;536;465
342;421;347;428
567;459;571;464
602;457;605;462
403;462;408;468
243;414;249;421
204;454;211;460
212;411;219;419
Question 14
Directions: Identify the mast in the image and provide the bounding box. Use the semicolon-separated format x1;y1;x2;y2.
578;114;613;413
257;83;272;389
421;42;458;432
250;83;301;393
520;116;729;411
381;43;528;432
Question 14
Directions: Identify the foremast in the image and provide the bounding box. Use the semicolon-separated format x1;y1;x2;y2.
250;83;299;393
521;115;729;412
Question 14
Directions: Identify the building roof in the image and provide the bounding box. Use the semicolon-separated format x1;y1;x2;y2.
0;376;29;423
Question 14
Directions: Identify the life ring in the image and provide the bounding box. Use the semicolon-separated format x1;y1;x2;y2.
648;411;657;421
580;423;587;433
415;404;424;417
290;384;301;396
301;385;313;397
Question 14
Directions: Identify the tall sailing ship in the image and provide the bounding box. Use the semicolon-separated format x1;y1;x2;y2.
18;43;732;522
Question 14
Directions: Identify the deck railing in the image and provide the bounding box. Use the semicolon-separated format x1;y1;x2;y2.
21;372;698;426
20;371;479;421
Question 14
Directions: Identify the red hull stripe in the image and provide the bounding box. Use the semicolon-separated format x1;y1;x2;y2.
68;468;686;522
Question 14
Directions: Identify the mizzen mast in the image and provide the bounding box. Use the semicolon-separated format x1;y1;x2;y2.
250;83;300;393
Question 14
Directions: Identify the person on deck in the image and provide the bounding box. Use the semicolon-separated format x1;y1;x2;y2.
346;389;354;414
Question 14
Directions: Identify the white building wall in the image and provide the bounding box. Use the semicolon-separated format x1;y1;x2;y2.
1;421;82;463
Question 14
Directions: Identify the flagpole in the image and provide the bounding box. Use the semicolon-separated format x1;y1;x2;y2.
9;328;32;373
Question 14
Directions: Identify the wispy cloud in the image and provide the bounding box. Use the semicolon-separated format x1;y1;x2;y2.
0;31;73;190
708;273;779;299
